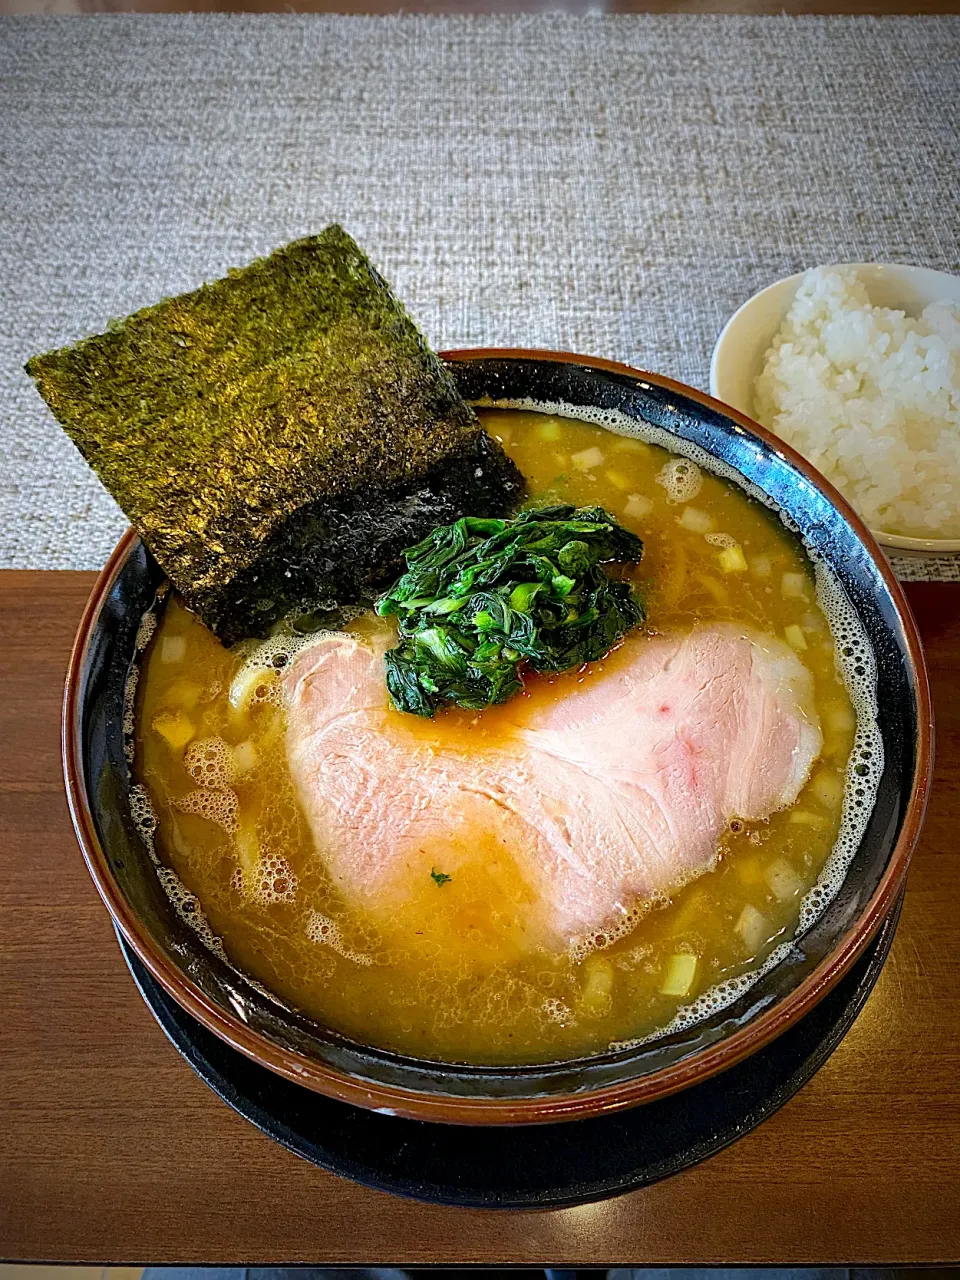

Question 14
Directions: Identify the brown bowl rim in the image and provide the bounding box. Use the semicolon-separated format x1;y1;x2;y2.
62;347;933;1126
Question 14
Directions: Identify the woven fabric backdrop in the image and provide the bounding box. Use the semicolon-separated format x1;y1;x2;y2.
1;13;959;579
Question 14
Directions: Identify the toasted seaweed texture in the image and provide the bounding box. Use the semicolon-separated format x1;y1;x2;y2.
26;226;524;642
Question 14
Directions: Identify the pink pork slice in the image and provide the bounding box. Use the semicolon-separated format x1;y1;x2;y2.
284;624;823;950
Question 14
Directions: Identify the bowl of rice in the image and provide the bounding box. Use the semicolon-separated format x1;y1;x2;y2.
710;264;960;556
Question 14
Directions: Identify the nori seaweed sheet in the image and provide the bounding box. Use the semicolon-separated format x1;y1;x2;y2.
26;226;524;643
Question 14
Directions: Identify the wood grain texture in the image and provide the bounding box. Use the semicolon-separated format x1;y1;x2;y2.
0;569;958;1265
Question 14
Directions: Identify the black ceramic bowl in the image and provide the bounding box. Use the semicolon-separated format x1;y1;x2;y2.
64;350;932;1125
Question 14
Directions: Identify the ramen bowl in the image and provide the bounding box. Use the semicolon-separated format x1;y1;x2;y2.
63;350;932;1125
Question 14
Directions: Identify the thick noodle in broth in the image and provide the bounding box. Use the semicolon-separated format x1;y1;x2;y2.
135;410;858;1064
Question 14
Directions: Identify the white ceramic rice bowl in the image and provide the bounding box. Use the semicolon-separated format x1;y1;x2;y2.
710;263;960;559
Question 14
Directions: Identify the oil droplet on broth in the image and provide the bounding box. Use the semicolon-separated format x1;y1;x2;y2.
376;832;544;969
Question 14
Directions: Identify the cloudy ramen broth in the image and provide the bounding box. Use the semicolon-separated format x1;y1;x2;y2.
135;410;861;1064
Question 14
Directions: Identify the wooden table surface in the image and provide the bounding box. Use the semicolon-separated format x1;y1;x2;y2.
1;570;958;1265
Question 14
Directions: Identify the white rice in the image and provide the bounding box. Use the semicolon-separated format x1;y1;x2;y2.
753;267;960;539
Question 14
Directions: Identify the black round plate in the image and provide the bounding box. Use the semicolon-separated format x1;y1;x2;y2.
118;893;901;1211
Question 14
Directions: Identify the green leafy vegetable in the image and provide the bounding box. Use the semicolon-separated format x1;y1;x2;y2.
430;868;453;887
377;504;645;716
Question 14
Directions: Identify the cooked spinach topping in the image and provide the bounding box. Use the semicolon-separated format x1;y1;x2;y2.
430;868;453;887
377;504;644;716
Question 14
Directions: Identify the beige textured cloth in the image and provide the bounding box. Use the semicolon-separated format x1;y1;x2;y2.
1;13;958;578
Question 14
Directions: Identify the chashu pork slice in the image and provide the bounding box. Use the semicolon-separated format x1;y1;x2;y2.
284;624;822;951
